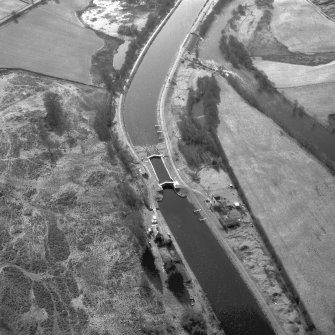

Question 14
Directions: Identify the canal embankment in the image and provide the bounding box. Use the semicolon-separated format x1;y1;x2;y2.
114;0;226;332
154;1;312;332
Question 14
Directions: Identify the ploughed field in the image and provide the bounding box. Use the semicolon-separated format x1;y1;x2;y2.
0;0;102;84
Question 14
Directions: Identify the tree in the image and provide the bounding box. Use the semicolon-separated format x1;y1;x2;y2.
167;269;185;297
43;92;65;135
181;310;207;335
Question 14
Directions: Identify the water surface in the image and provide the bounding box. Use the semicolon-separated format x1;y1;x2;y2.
160;189;274;335
114;40;130;71
150;157;171;183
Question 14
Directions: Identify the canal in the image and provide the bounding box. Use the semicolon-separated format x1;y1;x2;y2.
123;0;210;146
123;0;275;334
160;189;273;335
149;157;172;184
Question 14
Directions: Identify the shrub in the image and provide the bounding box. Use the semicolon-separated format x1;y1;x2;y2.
142;322;165;335
181;310;207;335
125;211;147;249
219;33;253;70
118;24;138;36
93;95;115;142
117;182;142;210
47;223;70;262
65;271;79;298
141;246;163;291
110;132;135;175
33;282;54;315
177;76;224;170
167;269;185;297
199;0;233;37
141;246;158;275
43;92;66;135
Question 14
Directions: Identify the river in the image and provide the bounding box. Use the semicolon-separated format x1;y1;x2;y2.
123;0;275;334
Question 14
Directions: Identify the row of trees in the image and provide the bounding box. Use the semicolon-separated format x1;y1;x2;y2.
178;76;224;170
118;0;176;81
199;0;233;37
220;32;275;93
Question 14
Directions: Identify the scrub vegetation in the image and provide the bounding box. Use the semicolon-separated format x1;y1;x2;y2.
0;1;222;334
0;71;176;335
199;0;233;38
182;309;207;335
118;0;177;83
178;76;224;170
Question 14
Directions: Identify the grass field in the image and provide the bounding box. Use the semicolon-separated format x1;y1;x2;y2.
272;0;335;53
253;58;335;125
216;75;335;335
253;58;335;88
0;0;102;84
281;83;335;126
0;0;25;20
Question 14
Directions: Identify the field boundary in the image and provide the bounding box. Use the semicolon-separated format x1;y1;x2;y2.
306;0;335;23
0;0;44;27
0;68;102;89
